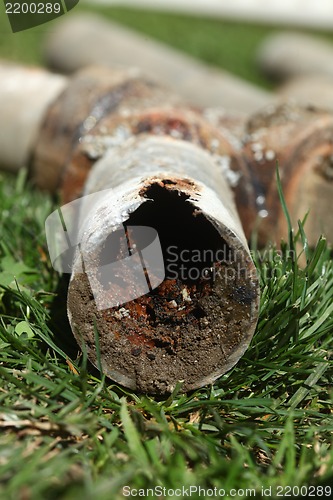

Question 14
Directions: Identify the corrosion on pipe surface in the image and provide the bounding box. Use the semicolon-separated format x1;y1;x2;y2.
0;63;259;394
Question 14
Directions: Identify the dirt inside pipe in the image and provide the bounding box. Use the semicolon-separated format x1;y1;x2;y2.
68;180;258;394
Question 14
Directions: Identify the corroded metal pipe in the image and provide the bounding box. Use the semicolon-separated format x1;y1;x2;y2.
68;136;259;393
0;63;260;393
43;13;274;113
0;62;66;173
257;32;333;82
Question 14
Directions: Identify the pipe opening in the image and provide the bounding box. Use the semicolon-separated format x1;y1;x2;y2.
129;181;232;284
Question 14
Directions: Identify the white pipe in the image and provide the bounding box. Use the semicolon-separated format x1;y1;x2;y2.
0;63;67;173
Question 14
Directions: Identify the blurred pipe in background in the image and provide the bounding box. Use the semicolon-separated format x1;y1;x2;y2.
87;0;333;30
44;13;274;114
0;62;260;394
257;32;333;82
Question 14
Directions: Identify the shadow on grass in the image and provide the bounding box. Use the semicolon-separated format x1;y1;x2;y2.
47;274;100;379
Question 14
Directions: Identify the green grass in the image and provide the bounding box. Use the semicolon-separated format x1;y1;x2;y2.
0;171;332;499
0;4;333;499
